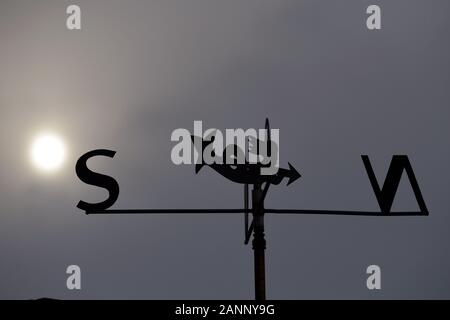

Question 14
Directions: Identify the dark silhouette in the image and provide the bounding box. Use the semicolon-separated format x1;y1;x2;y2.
190;119;301;186
362;155;428;214
76;118;429;300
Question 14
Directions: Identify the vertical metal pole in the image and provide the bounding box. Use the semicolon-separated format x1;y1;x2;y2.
244;184;249;241
252;184;266;301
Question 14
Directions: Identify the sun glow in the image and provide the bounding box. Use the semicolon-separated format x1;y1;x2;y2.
31;133;66;172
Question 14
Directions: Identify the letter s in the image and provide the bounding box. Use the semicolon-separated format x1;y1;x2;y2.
76;149;119;213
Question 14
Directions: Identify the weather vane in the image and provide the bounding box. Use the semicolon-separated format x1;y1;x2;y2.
75;118;428;301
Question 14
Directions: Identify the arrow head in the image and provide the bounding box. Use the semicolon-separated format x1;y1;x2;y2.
287;162;301;186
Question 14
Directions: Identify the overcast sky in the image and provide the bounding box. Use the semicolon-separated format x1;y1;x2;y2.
0;0;449;299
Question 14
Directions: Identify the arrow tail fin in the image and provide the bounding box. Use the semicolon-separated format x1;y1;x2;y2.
191;135;214;174
195;163;204;173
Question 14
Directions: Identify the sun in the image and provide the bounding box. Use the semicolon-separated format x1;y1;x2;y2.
31;133;66;172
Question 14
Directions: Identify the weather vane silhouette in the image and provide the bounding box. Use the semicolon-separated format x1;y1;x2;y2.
76;118;428;301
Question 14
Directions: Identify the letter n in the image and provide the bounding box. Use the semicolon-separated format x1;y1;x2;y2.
361;155;428;214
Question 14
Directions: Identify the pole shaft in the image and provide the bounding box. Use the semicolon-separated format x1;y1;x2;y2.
252;187;266;301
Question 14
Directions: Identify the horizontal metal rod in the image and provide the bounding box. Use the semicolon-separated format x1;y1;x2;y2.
266;209;428;216
87;209;247;214
86;208;428;216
